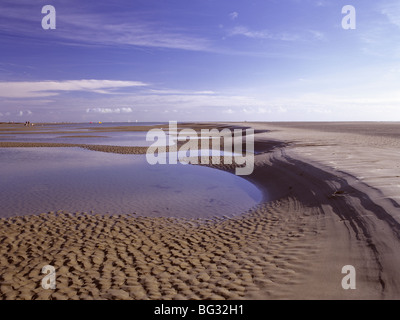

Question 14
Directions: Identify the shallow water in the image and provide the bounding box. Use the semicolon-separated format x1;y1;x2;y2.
0;123;251;150
0;130;152;147
0;147;262;218
0;122;167;146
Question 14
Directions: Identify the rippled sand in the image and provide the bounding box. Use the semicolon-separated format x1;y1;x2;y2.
0;205;318;300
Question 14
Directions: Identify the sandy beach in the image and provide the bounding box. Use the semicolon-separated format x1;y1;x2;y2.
1;122;400;299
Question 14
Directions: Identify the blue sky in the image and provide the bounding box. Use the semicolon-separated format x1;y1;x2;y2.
1;0;400;122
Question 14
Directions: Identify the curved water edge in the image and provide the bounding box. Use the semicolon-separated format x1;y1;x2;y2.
0;147;263;219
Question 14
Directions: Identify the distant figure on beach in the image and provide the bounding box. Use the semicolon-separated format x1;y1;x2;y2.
24;121;32;127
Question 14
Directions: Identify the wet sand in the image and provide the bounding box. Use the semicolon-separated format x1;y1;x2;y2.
1;122;400;299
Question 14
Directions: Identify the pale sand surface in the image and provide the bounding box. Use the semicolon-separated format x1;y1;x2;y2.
230;122;400;299
1;122;400;299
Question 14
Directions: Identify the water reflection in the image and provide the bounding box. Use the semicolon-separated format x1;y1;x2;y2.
0;148;262;218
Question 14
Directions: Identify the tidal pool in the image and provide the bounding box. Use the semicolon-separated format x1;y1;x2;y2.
0;147;262;218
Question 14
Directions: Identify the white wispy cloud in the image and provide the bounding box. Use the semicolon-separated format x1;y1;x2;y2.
0;2;214;52
86;107;133;114
229;26;272;39
229;12;239;20
0;80;148;98
148;89;216;95
17;110;33;117
381;1;400;28
57;14;212;51
315;0;330;7
228;26;324;42
357;1;400;58
308;30;325;41
55;91;271;115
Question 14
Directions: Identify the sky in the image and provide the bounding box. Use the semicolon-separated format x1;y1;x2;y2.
1;0;400;122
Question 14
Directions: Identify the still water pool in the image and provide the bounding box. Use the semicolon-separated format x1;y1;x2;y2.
0;147;262;218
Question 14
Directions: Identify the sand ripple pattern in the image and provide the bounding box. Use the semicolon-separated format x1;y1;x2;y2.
0;199;319;300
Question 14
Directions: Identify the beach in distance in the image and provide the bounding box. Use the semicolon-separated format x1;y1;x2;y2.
1;121;400;300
